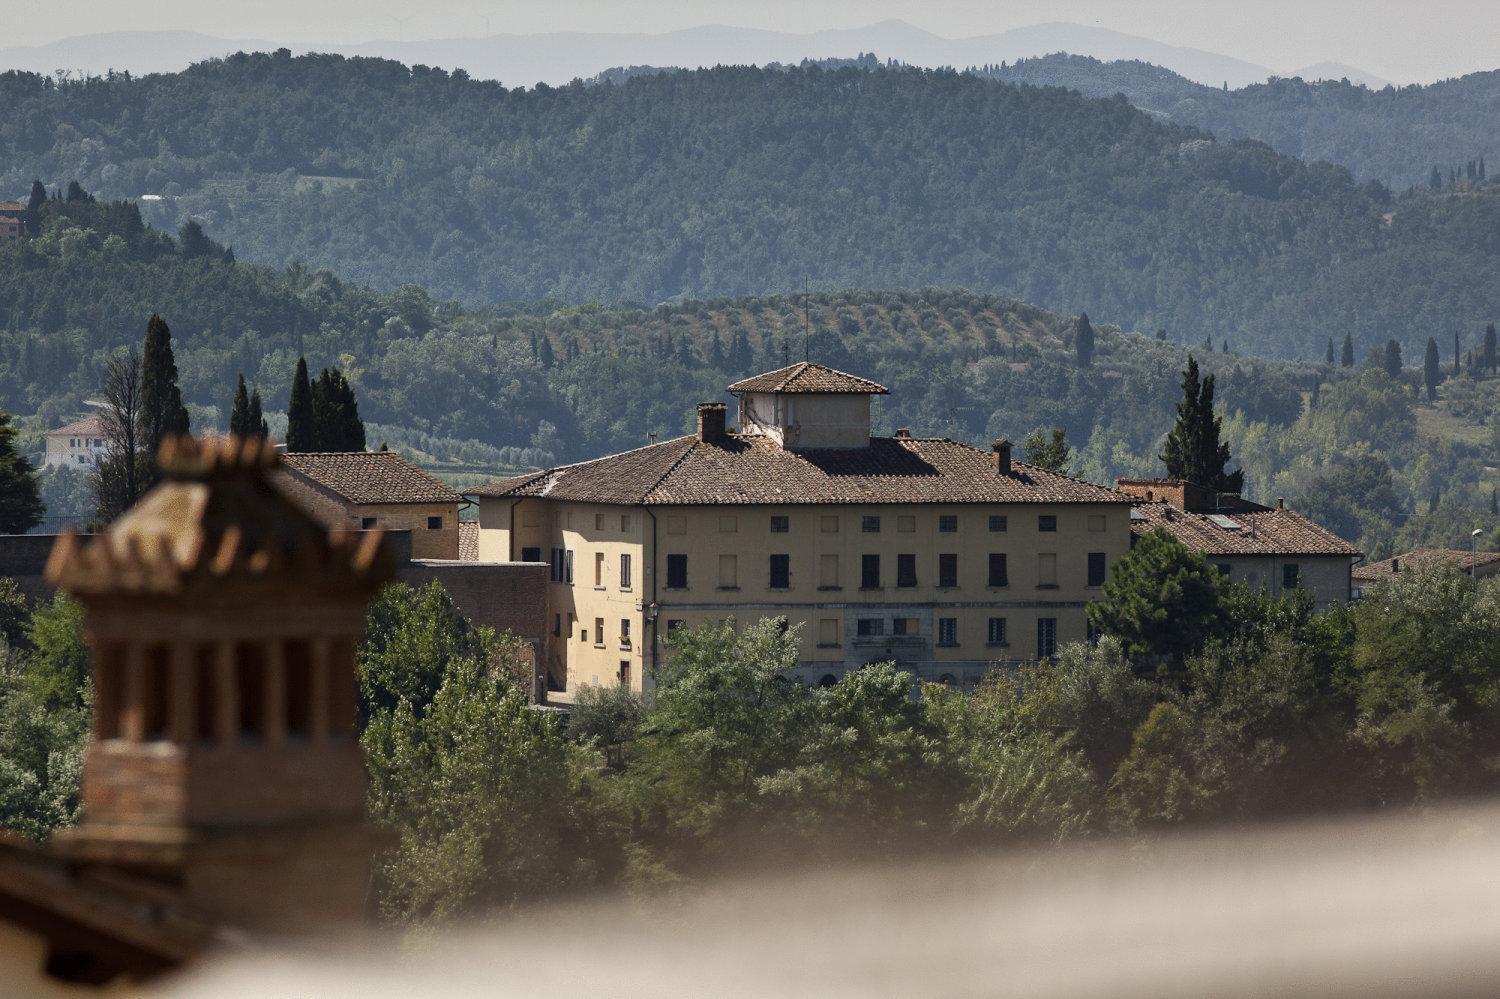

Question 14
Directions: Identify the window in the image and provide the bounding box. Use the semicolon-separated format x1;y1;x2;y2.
719;554;739;588
361;516;377;529
620;619;632;647
580;628;588;644
861;554;881;589
818;618;840;647
1088;552;1107;588
521;546;542;563
819;554;840;589
1038;553;1057;588
621;514;632;532
565;549;574;584
1283;563;1302;590
550;546;566;582
619;661;631;688
1088;514;1106;533
666;554;688;589
594;618;605;648
820;515;839;533
667;515;686;535
620;553;632;589
897;553;918;588
939;553;958;588
939;515;958;533
937;618;958;646
719;516;737;533
595;513;605;531
594;551;606;587
665;619;685;636
769;554;790;590
553;614;561;637
988;553;1009;588
1039;515;1058;532
987;618;1008;646
1037;618;1058;658
862;516;881;533
989;515;1008;533
857;618;885;637
897;515;916;533
770;515;790;533
427;515;444;530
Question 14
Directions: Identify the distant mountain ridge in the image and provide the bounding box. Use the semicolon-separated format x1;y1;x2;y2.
3;20;1288;88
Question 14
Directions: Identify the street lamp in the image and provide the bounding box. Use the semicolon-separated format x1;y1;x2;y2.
1472;528;1484;587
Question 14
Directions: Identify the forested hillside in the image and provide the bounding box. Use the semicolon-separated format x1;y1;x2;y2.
5;53;1500;359
979;55;1500;190
6;191;1500;558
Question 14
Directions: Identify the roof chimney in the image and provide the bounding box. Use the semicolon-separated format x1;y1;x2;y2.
1277;497;1285;510
992;438;1012;476
1393;557;1400;573
894;428;911;439
697;402;728;444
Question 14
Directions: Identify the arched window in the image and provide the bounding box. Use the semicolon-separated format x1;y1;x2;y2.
818;674;838;688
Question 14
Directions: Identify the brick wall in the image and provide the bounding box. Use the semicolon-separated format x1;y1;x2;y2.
400;560;548;648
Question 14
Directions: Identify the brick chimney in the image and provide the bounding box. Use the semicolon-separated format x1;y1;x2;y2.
992;438;1012;476
894;428;911;440
46;435;396;932
697;402;728;444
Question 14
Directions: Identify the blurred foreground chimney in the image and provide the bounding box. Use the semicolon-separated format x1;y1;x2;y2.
46;435;395;932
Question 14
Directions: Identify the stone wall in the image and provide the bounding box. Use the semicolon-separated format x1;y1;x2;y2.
400;560;548;648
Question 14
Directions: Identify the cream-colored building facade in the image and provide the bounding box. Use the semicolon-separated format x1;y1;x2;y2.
472;363;1133;699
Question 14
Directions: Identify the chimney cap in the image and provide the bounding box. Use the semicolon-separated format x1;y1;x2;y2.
894;427;911;439
993;438;1012;450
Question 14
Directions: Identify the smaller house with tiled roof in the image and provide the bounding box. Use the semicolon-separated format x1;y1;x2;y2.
472;363;1135;697
275;451;465;559
1117;478;1361;608
0;201;23;241
1352;548;1500;594
43;415;108;468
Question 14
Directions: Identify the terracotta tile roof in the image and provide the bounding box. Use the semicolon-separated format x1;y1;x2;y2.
1129;500;1361;558
728;362;889;395
47;416;106;438
470;435;1129;506
279;452;464;505
1352;548;1500;584
458;521;480;560
48;436;396;597
0;202;23;214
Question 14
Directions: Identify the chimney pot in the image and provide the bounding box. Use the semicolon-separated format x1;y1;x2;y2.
1393;557;1400;573
992;438;1012;476
696;402;728;444
895;427;911;439
1277;497;1285;510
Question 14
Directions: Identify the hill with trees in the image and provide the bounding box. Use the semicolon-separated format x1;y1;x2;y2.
6;189;1500;558
977;55;1500;190
5;54;1500;359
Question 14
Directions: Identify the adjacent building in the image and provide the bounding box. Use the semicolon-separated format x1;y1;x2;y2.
42;415;108;468
470;362;1133;699
1352;547;1500;595
275;451;466;559
1117;478;1361;608
0;201;23;241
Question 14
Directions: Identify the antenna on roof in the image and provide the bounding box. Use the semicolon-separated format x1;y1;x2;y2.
803;287;811;362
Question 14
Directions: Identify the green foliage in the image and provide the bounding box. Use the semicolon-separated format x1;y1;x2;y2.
22;594;90;710
0;579;27;650
358;581;502;722
285;357;315;451
138;313;189;465
1087;529;1232;662
311;366;366;452
1424;337;1441;401
1022;427;1071;472
0;409;43;534
1159;355;1243;491
228;373;269;437
568;684;644;769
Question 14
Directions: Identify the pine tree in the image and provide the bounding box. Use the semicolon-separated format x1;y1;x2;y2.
1325;338;1335;365
1485;323;1497;373
1159;355;1243;493
138;314;190;472
1341;332;1355;367
1022;428;1071;472
0;409;44;534
1423;337;1441;401
1382;339;1403;379
286;357;316;451
1075;312;1095;368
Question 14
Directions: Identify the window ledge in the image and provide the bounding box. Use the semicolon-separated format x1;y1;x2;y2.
664;586;688;592
592;643;605;650
620;587;633;593
858;586;883;592
593;585;606;591
717;586;741;592
936;586;960;592
769;586;791;592
987;584;1010;590
936;642;961;648
815;643;843;649
818;585;843;592
1037;584;1060;590
985;641;1011;648
897;583;919;590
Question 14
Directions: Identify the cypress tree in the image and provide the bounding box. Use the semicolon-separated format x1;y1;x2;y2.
1382;339;1403;379
1340;332;1355;367
1455;330;1462;375
1159;355;1243;493
1325;338;1335;365
1423;337;1440;401
312;368;366;452
23;180;45;237
229;374;252;436
1485;323;1497;373
537;336;554;369
138;314;190;467
0;409;44;534
286;357;316;451
248;388;268;438
1075;312;1095;368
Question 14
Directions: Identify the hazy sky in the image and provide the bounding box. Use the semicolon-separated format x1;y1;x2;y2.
11;1;1497;82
